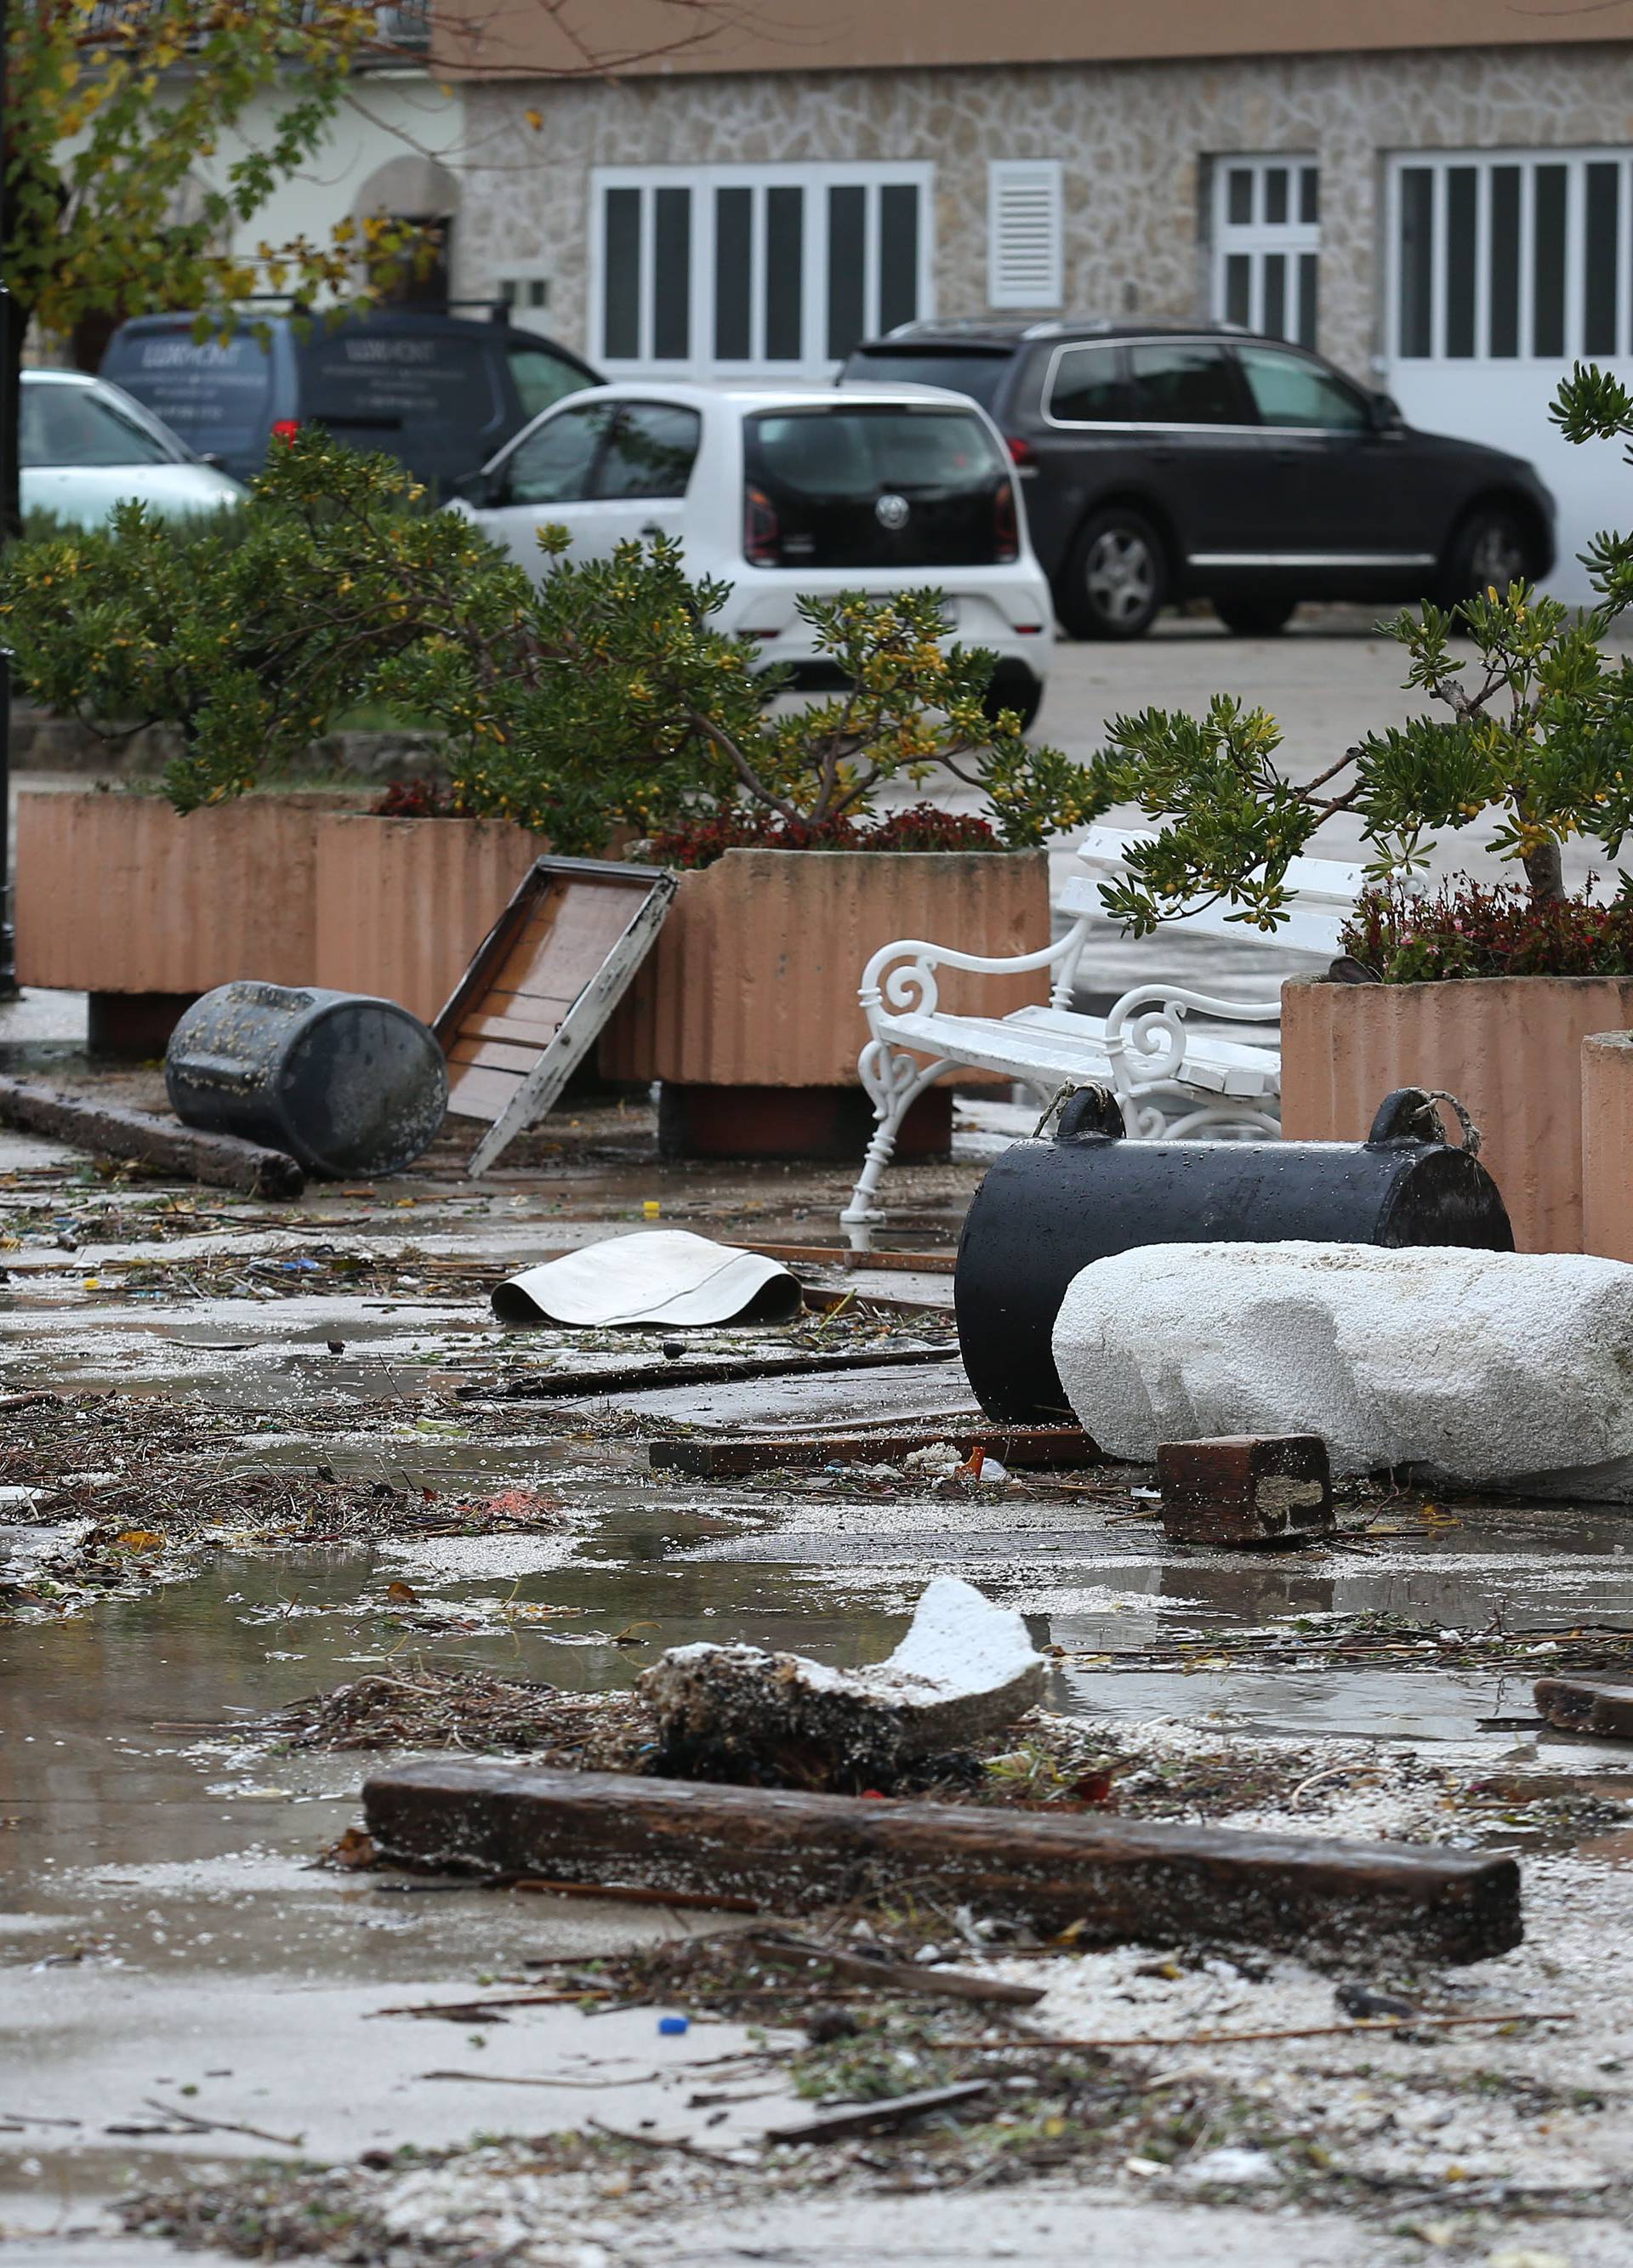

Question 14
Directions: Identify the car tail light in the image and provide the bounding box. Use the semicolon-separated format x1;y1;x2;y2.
271;418;300;443
1005;435;1034;467
993;477;1019;564
743;484;780;567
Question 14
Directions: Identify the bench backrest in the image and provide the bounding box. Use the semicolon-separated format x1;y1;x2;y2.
1062;823;1390;958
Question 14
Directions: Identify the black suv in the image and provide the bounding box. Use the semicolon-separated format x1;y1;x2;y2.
840;320;1556;639
100;306;600;499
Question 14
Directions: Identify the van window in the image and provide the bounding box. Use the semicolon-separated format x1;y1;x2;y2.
507;342;593;421
743;405;1010;567
1126;341;1247;425
505;401;614;504
298;330;499;434
1048;344;1124;423
594;404;700;498
21;384;176;468
101;328;273;458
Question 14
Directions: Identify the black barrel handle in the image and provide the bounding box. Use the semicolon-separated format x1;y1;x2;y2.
1044;1083;1128;1144
1367;1086;1482;1156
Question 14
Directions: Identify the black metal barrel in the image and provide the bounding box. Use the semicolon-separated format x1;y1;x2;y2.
955;1087;1515;1424
166;982;448;1178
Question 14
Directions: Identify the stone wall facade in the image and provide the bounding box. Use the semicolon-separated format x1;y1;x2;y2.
455;42;1633;384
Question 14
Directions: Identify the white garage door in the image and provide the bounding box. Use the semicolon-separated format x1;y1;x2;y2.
1383;149;1633;605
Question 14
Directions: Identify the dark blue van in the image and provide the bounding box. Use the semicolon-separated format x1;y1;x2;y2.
100;307;600;497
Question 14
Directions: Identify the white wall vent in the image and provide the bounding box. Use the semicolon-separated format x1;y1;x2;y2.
988;160;1064;310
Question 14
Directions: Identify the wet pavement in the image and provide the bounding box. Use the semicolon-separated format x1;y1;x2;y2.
4;1045;1633;2262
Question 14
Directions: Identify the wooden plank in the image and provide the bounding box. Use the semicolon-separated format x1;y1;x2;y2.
727;1242;959;1276
361;1765;1523;1965
464;1008;571;1049
1534;1676;1633;1738
446;1064;525;1121
0;1076;304;1199
648;1424;1101;1478
449;1037;545;1077
456;1343;960;1402
768;2082;993;2146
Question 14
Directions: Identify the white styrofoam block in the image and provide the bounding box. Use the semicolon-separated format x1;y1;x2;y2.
1052;1241;1633;1498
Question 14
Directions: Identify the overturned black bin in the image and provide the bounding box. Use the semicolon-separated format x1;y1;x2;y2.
166;982;448;1179
955;1087;1514;1424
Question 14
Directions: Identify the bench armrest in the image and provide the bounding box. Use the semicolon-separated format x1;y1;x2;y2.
860;918;1091;1021
1104;982;1283;1082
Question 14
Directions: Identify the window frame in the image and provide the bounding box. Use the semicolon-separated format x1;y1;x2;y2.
589;401;703;501
1209;154;1321;348
1385;145;1633;365
588;162;936;381
496;397;617;508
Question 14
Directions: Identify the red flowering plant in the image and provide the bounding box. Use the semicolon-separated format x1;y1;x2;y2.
1078;365;1633;972
642;802;1001;870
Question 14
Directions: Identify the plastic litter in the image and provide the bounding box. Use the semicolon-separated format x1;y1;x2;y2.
657;2015;689;2035
492;1230;801;1327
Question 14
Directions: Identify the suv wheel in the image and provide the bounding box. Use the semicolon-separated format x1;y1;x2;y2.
1442;505;1529;608
1215;596;1297;636
1058;508;1166;639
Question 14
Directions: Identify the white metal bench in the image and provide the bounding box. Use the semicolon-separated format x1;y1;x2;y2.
839;827;1372;1235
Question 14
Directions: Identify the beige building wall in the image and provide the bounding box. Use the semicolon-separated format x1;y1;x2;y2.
455;42;1633;385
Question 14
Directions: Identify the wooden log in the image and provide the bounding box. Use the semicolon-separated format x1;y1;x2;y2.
362;1764;1522;1967
648;1424;1102;1478
0;1074;303;1199
767;2080;993;2145
1533;1675;1633;1739
1157;1435;1333;1546
457;1343;960;1403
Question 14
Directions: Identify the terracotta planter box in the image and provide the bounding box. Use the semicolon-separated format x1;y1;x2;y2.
1283;971;1633;1255
600;847;1051;1152
312;814;546;1026
1582;1032;1633;1263
15;787;339;998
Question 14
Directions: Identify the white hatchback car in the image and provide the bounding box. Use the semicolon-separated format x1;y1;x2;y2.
453;380;1055;726
21;368;247;528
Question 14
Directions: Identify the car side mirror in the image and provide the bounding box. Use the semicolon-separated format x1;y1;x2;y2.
1368;391;1404;433
196;451;225;471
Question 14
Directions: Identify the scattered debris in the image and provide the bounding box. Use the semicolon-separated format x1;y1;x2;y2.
636;1577;1046;1788
361;1762;1523;1964
1157;1433;1334;1545
767;2078;993;2146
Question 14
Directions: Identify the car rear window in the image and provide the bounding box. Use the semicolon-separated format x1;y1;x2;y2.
1048;343;1126;423
297;329;500;435
839;348;1014;410
743;405;1012;568
100;327;273;458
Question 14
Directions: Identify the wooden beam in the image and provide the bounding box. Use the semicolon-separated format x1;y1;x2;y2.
648;1425;1101;1477
0;1076;303;1199
458;1343;962;1403
362;1764;1522;1966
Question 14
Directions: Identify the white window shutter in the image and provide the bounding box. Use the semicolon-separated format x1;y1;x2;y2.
988;161;1064;310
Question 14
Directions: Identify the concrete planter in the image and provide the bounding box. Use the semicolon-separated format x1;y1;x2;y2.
599;846;1052;1157
1582;1032;1633;1263
15;788;344;1047
312;814;546;1026
1283;971;1633;1255
15;790;544;1047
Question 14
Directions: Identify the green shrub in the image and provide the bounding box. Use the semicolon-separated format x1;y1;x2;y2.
1;431;1089;855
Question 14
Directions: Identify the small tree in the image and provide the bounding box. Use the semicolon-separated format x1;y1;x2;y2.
0;433;1093;853
1083;364;1633;940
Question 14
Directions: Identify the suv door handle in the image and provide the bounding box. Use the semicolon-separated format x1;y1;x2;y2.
1147;447;1179;466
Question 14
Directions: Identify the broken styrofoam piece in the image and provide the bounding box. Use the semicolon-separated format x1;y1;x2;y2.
638;1575;1046;1784
1051;1241;1633;1498
492;1229;800;1327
